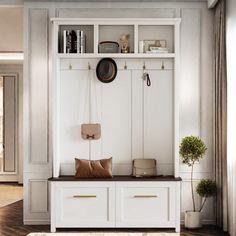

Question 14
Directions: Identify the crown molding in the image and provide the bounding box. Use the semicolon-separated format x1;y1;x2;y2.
0;0;207;5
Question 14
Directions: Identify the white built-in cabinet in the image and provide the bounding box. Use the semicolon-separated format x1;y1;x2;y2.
50;18;181;232
52;18;180;177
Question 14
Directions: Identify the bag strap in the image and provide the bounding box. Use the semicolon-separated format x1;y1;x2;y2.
91;71;100;123
82;69;90;123
82;68;100;123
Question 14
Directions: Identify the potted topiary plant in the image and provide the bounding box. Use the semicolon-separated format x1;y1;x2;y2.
179;136;207;229
196;179;217;212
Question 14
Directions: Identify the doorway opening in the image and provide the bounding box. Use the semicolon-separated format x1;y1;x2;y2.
0;72;23;224
0;75;18;180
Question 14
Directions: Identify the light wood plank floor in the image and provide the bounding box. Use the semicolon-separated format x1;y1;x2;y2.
0;197;230;236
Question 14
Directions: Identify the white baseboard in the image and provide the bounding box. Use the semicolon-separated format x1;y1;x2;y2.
0;175;19;182
181;219;216;225
25;220;215;226
24;220;50;225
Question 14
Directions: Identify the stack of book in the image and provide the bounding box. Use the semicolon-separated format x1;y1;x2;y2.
146;46;169;54
62;30;86;53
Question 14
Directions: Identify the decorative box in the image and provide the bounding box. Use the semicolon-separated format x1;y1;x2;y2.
98;41;119;53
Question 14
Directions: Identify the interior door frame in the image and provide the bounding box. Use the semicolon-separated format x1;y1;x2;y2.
0;72;19;181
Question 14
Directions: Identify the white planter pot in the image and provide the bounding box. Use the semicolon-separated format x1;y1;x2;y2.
184;211;202;229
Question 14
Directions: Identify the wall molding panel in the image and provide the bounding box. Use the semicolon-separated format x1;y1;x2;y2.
3;75;17;173
29;179;48;213
179;8;201;139
24;172;51;224
28;8;49;165
24;4;54;224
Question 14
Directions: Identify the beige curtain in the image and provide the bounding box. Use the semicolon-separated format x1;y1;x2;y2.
214;0;228;231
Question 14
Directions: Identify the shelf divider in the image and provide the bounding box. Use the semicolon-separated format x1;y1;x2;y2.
134;24;138;54
94;24;99;54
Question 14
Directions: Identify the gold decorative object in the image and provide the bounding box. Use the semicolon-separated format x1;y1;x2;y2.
161;61;165;70
124;61;127;70
120;34;130;53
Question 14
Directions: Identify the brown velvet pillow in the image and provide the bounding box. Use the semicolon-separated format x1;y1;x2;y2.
75;157;112;178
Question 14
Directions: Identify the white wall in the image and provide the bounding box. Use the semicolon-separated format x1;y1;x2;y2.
226;0;236;235
0;7;23;52
23;1;214;225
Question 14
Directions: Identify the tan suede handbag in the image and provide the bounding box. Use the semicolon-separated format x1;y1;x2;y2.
81;123;101;140
132;159;157;177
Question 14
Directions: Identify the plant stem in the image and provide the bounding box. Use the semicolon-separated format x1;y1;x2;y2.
199;197;207;212
191;164;196;211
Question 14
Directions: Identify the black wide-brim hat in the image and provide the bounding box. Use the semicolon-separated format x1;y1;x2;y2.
96;58;117;83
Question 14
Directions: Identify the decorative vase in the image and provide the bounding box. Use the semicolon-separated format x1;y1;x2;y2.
185;211;202;229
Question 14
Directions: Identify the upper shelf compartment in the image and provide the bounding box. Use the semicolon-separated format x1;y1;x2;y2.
99;25;134;54
138;25;174;54
58;25;94;53
52;18;181;58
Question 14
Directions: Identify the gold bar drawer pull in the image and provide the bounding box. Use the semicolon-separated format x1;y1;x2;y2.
134;195;158;198
73;195;96;198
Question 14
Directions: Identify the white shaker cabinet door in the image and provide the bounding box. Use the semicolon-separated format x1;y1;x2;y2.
53;182;115;228
116;182;176;227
